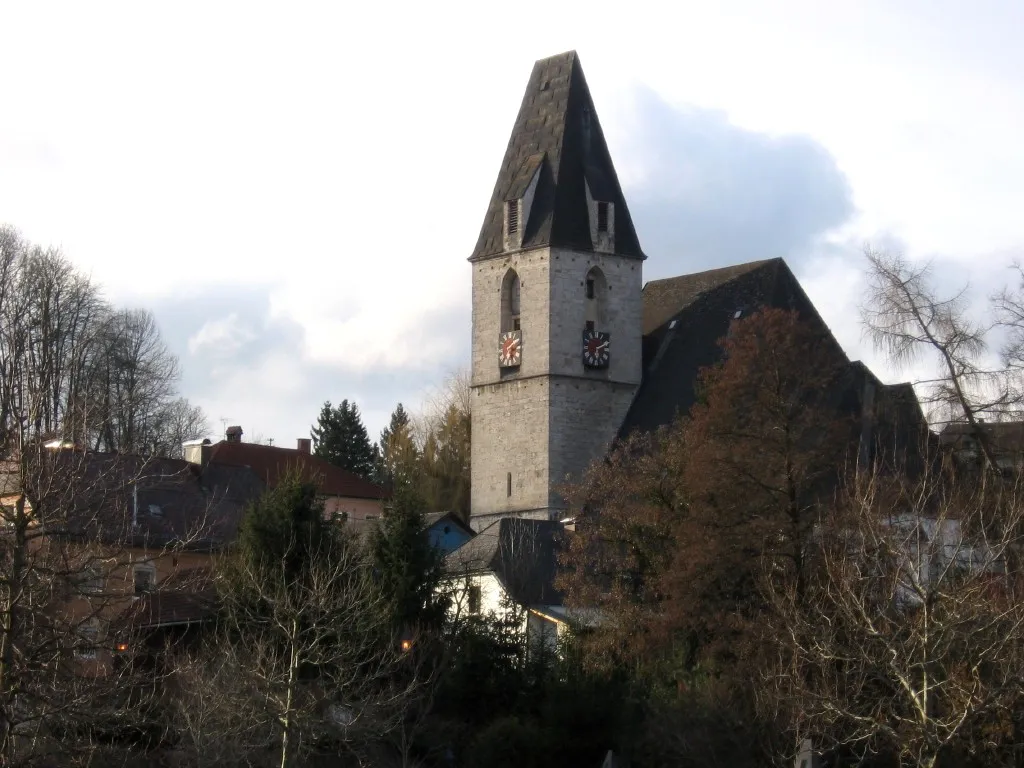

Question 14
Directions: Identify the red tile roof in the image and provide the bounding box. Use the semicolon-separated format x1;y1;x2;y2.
208;441;385;500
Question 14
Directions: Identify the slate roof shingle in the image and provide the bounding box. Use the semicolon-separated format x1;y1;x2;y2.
470;51;644;261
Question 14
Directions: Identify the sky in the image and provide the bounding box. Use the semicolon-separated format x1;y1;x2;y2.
2;0;1023;444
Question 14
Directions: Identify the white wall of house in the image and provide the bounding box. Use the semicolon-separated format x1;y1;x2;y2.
446;571;567;653
448;572;507;622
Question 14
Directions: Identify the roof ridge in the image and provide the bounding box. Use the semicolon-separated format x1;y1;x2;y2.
643;257;781;290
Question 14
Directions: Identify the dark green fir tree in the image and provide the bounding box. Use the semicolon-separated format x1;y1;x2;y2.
310;399;378;480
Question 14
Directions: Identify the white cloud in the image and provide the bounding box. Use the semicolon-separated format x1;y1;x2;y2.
3;0;1023;440
187;313;258;358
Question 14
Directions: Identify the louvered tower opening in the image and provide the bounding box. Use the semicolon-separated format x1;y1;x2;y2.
507;200;520;236
596;201;609;233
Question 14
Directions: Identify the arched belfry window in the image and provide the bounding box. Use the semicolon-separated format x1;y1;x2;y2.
501;269;521;332
584;267;607;331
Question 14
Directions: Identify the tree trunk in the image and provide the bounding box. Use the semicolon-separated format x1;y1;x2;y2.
280;618;301;768
0;493;28;763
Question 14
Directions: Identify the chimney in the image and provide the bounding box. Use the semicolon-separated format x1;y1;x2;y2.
183;438;212;465
225;425;243;443
297;438;312;455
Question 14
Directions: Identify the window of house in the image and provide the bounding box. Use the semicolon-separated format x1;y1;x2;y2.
467;585;482;615
596;201;609;233
586;278;595;299
133;564;155;596
76;620;99;660
76;566;105;595
585;320;595;332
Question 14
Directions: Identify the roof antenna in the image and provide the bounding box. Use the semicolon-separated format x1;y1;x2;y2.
219;416;233;436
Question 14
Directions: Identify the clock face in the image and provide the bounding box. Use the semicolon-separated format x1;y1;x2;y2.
499;330;522;368
582;329;610;368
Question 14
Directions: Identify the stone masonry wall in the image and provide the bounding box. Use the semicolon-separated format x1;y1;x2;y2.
470;376;552;524
547;377;637;512
470;246;642;529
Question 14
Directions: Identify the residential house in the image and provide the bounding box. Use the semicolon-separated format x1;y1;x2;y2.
445;517;570;651
424;511;475;555
185;426;386;524
938;420;1024;474
7;446;264;672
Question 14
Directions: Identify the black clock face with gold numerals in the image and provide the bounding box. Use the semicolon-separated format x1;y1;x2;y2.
582;329;610;368
498;330;522;368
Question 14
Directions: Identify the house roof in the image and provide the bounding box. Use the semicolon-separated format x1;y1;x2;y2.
208;441;385;500
423;511;475;537
33;452;264;550
939;421;1024;452
623;258;850;436
470;51;643;261
622;257;934;473
115;567;217;630
445;517;563;606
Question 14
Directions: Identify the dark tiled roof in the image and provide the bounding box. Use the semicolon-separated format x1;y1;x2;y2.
208;441;385;500
623;258;846;435
36;453;264;550
445;517;563;606
116;568;217;629
623;257;933;473
640;260;775;336
470;51;643;261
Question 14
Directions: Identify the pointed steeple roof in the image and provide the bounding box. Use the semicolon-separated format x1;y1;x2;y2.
470;51;645;261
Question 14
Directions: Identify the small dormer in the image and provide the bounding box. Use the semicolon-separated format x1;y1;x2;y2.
584;173;615;253
503;153;545;251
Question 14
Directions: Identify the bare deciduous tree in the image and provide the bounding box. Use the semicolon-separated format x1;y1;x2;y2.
761;467;1024;768
0;224;212;764
861;247;1021;468
0;224;207;459
173;521;420;767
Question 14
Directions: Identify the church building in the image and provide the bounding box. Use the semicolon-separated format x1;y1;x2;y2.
448;51;927;630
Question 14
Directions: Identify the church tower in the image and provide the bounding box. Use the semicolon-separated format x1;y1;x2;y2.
469;51;645;529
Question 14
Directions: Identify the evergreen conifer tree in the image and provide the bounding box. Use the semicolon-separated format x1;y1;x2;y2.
377;402;419;489
310;399;378;480
420;403;471;519
370;483;446;633
233;470;335;583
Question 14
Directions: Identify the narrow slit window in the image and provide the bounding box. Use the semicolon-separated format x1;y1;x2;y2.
506;472;512;497
585;320;595;331
596;201;609;233
507;200;519;235
586;278;595;299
